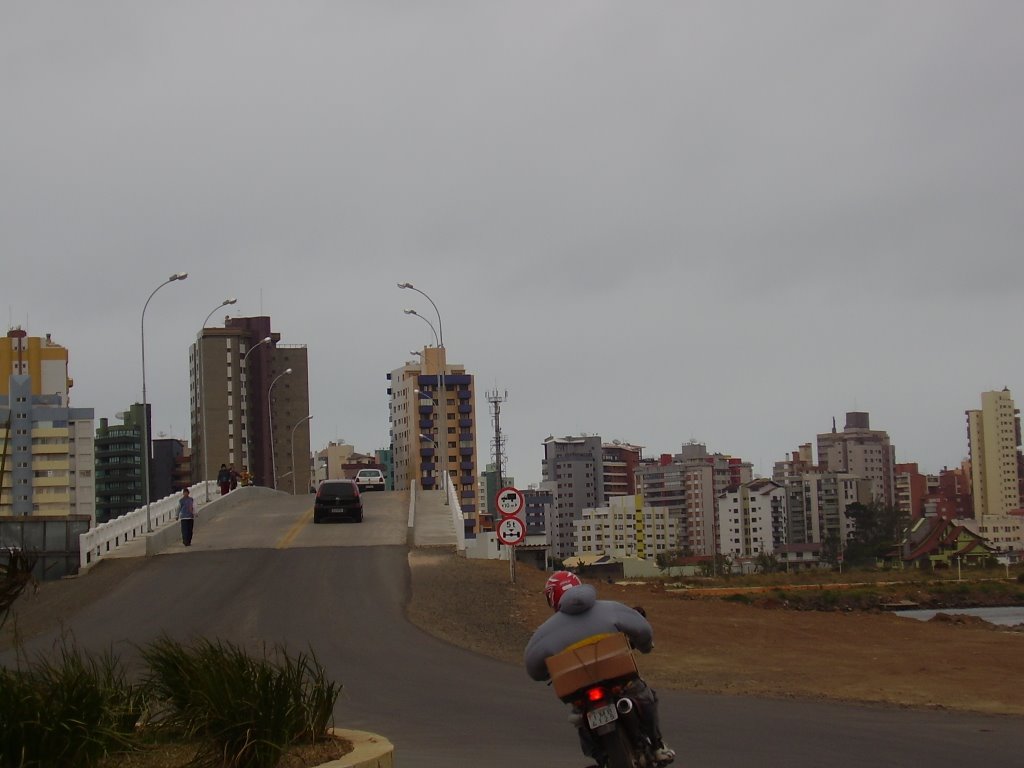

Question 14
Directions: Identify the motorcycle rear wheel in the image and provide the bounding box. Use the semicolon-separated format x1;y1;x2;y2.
599;726;637;768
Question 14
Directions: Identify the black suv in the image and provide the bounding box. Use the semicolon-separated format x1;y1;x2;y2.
313;480;363;523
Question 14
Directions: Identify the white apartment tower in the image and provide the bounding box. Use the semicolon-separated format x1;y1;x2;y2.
717;479;788;560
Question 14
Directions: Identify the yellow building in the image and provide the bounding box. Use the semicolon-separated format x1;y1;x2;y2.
0;328;95;519
966;389;1022;518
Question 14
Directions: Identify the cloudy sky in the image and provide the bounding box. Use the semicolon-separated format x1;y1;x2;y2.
3;2;1022;487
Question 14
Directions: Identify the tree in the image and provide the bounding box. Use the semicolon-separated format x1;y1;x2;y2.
1;548;37;628
845;501;909;565
754;552;780;574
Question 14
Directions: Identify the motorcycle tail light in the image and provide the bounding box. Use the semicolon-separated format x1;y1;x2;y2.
587;686;606;703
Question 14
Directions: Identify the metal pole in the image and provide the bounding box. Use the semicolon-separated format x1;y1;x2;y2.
291;415;312;495
268;368;292;490
141;272;187;533
198;298;236;502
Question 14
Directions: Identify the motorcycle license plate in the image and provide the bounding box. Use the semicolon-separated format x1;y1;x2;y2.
586;703;618;729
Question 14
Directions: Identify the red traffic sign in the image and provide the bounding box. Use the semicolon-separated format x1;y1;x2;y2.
496;486;525;517
497;517;525;546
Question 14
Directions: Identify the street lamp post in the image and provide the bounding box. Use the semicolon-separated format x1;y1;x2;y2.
268;368;293;490
403;309;439;347
291;415;313;495
141;272;188;533
400;282;447;508
198;298;237;502
242;336;273;480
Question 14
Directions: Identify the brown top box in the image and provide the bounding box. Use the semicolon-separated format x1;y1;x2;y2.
544;632;639;700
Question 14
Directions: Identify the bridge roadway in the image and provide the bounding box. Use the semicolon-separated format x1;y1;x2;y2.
2;488;1021;767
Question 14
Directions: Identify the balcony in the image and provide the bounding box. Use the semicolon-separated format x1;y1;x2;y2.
422;477;436;488
421;462;435;471
460;461;474;470
458;404;471;414
459;447;473;456
460;475;474;485
419;405;434;415
458;390;471;399
420;448;435;458
420;419;433;429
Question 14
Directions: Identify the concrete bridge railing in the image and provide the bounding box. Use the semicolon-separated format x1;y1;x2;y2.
80;481;218;569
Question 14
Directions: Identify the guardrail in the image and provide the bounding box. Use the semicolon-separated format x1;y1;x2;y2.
446;477;465;553
79;481;216;569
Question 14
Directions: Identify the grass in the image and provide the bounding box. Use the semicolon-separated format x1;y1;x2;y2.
0;636;342;768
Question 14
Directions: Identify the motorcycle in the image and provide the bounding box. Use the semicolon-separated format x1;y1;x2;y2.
546;632;671;768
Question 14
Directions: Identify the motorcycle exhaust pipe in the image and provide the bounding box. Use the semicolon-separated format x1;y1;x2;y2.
616;698;634;715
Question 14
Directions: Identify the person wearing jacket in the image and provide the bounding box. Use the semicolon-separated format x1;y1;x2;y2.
176;488;197;546
217;464;232;496
524;571;674;766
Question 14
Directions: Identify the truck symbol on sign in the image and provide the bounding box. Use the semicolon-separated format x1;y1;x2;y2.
501;492;519;505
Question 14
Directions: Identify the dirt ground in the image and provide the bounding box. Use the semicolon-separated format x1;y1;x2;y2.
405;551;1024;717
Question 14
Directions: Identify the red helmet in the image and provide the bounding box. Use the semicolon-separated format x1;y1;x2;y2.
545;570;582;611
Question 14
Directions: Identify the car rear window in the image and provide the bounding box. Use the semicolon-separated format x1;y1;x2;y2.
320;482;357;499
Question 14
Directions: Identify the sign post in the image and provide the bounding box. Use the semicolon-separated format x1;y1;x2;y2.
496;486;525;583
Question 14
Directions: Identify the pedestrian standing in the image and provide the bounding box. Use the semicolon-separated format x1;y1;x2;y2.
176;488;197;546
229;463;239;491
217;463;231;495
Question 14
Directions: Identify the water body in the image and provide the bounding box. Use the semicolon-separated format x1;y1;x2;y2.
895;605;1024;626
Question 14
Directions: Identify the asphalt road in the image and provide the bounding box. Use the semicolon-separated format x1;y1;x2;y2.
3;490;1021;767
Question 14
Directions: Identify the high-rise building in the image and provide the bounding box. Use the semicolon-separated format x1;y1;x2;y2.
94;405;146;523
0;328;95;520
190;316;310;492
785;471;871;546
600;442;643;501
966;389;1022;518
388;346;479;534
717;479;787;560
541;435;603;561
817;412;896;506
894;463;928;521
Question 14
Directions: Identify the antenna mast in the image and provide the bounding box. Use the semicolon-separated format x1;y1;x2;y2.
487;388;508;488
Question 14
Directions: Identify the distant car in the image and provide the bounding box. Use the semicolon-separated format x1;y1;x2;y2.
354;468;386;492
313;479;363;523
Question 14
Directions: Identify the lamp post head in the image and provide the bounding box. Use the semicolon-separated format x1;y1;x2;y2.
285;368;293;375
171;272;188;281
397;282;414;289
261;336;272;343
403;308;418;316
223;298;237;307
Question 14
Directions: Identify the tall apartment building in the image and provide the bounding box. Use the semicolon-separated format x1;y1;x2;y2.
94;404;146;523
817;412;896;506
0;328;95;520
717;479;787;560
601;442;643;501
894;463;929;521
785;471;871;546
574;495;678;562
388;346;479;535
190;316;310;492
635;443;753;557
541;435;603;561
966;389;1022;518
967;389;1024;555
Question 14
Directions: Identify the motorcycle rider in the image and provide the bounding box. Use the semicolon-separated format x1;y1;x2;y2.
524;570;675;766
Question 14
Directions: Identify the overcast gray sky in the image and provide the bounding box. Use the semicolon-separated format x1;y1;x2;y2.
3;2;1022;487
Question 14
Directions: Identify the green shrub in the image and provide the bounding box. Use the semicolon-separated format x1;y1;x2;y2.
0;640;144;768
140;636;341;768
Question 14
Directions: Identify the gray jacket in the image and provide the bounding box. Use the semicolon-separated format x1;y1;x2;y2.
524;584;653;681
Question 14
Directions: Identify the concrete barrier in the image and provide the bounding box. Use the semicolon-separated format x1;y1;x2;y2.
322;729;394;767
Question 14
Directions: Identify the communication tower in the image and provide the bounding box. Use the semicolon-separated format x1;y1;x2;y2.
487;388;509;488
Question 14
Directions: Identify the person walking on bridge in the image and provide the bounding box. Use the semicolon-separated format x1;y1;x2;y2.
176;488;197;546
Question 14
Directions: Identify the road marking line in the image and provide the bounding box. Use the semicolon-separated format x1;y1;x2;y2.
277;507;313;549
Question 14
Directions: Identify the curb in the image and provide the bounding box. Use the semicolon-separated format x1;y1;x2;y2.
319;729;394;767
